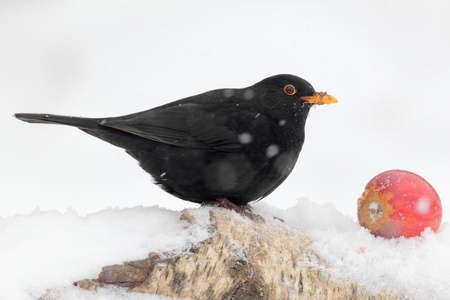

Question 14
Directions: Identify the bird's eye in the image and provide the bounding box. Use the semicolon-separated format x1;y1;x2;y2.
284;85;296;95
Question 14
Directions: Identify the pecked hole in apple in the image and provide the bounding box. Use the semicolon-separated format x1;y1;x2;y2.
368;202;382;223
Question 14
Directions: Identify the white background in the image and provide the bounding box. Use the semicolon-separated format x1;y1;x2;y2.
2;0;449;220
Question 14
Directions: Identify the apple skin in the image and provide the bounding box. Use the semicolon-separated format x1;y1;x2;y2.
358;170;442;238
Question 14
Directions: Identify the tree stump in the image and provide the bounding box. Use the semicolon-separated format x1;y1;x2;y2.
71;208;395;299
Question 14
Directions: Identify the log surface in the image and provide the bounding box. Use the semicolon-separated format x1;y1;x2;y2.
71;208;396;299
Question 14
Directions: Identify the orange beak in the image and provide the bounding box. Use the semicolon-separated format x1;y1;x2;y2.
300;92;338;105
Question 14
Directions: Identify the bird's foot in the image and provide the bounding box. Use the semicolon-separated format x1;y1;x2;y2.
202;197;263;222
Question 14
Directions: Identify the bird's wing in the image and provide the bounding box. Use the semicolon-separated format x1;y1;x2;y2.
100;103;262;152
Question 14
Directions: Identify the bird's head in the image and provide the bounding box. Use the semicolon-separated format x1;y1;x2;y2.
249;74;337;120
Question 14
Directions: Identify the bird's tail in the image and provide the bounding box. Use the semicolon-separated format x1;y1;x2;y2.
15;113;101;130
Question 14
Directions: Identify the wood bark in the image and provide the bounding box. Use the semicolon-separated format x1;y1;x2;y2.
67;208;396;299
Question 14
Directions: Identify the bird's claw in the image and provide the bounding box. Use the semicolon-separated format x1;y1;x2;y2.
202;197;263;222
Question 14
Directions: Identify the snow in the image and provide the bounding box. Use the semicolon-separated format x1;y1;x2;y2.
1;0;450;299
253;199;450;300
417;196;432;215
43;286;180;300
223;89;234;98
266;144;280;158
237;133;253;144
2;200;449;299
243;89;255;100
0;206;213;299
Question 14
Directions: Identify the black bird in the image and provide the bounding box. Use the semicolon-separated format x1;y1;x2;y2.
15;74;337;206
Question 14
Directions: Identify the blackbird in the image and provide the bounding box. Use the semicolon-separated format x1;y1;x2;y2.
15;74;337;206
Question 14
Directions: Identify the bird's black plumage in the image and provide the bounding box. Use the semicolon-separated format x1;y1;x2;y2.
15;74;337;205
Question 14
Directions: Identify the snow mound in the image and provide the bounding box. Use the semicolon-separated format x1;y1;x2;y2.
254;198;450;300
43;285;183;300
2;199;449;299
0;206;212;300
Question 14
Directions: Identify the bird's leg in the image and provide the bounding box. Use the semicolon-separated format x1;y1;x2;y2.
201;197;241;210
216;197;242;210
202;197;263;222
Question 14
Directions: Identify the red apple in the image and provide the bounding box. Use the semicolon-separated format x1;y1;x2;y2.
357;170;442;238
